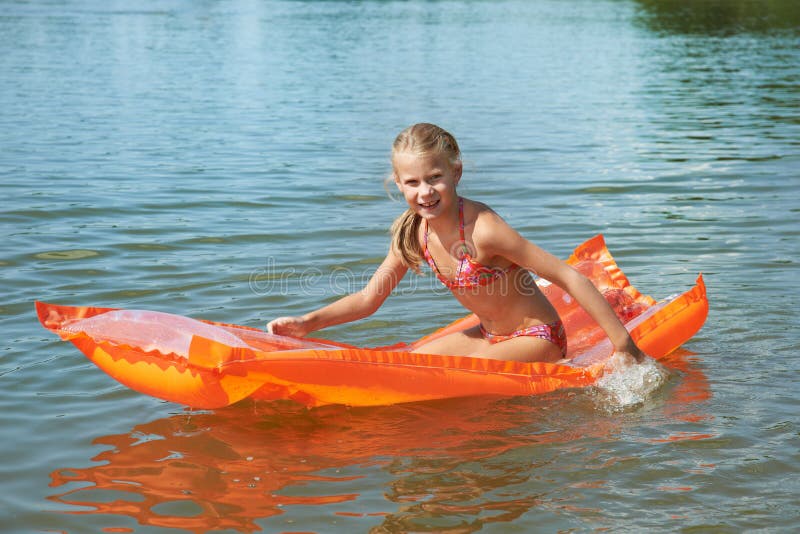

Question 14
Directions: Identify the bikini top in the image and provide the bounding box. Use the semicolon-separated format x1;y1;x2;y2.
422;198;519;290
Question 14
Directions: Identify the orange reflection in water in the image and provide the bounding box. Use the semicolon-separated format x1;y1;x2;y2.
649;348;714;444
48;351;711;533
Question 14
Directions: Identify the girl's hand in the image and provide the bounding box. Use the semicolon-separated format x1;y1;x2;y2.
266;316;311;337
615;338;648;364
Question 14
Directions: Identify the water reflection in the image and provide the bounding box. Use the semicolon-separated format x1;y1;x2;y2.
48;350;709;532
633;0;800;35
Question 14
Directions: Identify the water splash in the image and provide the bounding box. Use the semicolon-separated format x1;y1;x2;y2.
591;353;670;412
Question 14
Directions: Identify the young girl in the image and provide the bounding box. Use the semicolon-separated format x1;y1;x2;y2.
267;123;646;364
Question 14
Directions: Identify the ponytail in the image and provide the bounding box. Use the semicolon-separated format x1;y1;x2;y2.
390;208;424;274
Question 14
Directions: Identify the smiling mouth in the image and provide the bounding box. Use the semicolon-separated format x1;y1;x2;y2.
419;199;439;208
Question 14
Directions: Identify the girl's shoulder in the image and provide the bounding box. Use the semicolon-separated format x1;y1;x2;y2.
462;198;510;237
463;198;529;258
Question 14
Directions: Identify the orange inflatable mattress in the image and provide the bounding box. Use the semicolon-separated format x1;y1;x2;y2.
36;235;707;408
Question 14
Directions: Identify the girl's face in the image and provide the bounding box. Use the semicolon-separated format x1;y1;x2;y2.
393;151;462;219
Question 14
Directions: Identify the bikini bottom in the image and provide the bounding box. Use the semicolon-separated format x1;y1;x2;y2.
479;319;567;357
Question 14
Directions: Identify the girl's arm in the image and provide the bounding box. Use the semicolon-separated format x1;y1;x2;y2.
267;250;408;337
481;213;646;361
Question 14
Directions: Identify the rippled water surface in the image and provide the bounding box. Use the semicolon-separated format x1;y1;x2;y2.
2;0;799;531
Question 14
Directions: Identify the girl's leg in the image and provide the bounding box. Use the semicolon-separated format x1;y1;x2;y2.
411;326;564;363
411;325;489;356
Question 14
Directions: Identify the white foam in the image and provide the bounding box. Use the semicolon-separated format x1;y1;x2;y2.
591;353;670;412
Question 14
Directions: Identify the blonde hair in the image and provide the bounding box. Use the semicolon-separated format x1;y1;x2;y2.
389;123;461;274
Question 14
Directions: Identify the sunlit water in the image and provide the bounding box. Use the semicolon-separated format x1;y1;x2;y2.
2;0;798;531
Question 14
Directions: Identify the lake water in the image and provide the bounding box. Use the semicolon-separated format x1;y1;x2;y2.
2;0;799;531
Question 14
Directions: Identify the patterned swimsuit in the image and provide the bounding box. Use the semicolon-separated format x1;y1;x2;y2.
422;198;567;356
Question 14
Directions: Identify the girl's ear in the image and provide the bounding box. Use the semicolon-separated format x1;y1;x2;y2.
453;161;463;185
394;173;403;191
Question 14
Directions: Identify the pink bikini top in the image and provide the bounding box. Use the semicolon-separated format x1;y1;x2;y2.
422;198;519;290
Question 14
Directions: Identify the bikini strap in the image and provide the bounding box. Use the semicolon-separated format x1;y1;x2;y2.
458;198;465;241
423;198;469;257
457;198;470;258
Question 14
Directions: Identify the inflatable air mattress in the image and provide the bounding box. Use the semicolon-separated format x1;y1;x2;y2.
36;235;707;408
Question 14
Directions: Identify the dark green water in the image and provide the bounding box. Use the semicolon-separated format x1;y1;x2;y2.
2;0;798;531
